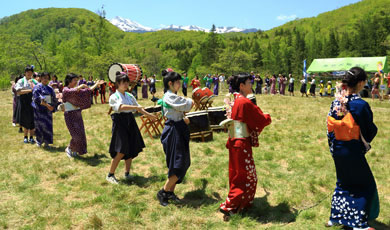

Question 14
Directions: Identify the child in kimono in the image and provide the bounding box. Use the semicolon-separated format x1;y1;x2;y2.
157;69;193;206
220;73;271;220
32;72;58;148
106;72;157;184
63;73;104;157
326;67;379;230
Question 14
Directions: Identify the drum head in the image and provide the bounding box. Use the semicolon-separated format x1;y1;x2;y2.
153;105;162;112
186;111;208;117
219;118;233;127
192;87;200;94
144;106;155;113
247;94;255;99
207;106;225;111
207;106;226;113
200;96;208;103
108;63;123;83
247;94;257;105
207;95;216;103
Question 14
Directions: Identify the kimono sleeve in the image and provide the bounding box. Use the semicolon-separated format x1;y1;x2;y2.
12;84;17;95
350;101;377;143
50;87;59;111
109;94;121;112
15;78;24;91
62;87;92;110
32;85;44;106
165;94;192;112
128;93;140;107
234;98;271;134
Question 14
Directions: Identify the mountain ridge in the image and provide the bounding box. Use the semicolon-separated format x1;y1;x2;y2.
109;16;260;33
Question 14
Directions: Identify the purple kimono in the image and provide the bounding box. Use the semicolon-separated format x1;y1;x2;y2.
270;77;276;94
78;79;87;86
141;79;149;99
32;83;57;145
279;77;286;95
213;77;219;95
62;87;92;155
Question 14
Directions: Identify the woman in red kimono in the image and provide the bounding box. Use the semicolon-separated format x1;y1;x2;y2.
220;73;272;220
190;75;201;91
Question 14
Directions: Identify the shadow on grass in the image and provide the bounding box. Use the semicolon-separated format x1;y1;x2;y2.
180;179;220;208
121;174;165;188
370;220;390;230
76;153;108;166
240;189;298;224
46;145;67;153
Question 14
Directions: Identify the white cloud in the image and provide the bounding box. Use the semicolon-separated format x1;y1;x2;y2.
276;14;297;21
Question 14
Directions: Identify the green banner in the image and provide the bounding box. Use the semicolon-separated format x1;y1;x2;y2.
307;56;388;73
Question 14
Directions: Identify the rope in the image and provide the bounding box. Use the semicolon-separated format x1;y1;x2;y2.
261;185;333;229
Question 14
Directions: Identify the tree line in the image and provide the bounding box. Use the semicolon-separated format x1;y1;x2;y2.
0;3;389;89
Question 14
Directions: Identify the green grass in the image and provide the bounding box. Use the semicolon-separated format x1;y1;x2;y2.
0;88;389;229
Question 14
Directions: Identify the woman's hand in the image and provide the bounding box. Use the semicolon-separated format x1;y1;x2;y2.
42;101;54;111
147;113;158;121
47;104;54;111
183;117;190;125
135;106;144;112
77;84;88;91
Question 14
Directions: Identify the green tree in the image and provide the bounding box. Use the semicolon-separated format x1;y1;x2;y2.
323;30;339;58
90;6;110;56
251;41;263;69
201;24;221;66
142;48;163;75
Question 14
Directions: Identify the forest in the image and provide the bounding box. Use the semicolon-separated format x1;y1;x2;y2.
0;0;389;88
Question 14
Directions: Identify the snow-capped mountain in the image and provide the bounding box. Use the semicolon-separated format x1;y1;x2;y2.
159;24;209;32
109;16;259;33
213;26;258;33
109;16;155;33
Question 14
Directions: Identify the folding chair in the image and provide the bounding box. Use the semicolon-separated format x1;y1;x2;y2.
206;95;217;108
199;96;209;110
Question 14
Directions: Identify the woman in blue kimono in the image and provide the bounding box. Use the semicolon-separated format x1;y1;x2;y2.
326;67;379;230
32;72;58;148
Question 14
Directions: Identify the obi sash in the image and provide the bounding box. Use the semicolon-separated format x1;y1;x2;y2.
327;113;360;141
220;119;250;139
44;95;52;104
64;102;80;112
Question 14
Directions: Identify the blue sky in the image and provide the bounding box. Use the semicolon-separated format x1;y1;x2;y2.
1;0;361;30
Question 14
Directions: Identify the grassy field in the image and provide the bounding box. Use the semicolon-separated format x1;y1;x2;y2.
0;87;389;230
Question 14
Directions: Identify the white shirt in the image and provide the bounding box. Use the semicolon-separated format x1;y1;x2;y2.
162;90;192;121
219;75;225;82
289;78;295;84
15;77;34;91
311;79;316;85
109;91;139;113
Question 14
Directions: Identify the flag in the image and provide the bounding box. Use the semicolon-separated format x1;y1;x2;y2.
303;59;307;82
